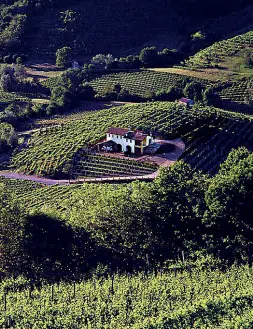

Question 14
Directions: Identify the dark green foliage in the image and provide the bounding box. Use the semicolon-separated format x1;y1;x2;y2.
0;64;26;92
50;68;94;109
56;46;72;68
243;49;253;68
154;86;182;101
0;122;17;151
183;81;203;101
139;46;158;68
0;192;27;278
204;148;253;262
152;162;207;257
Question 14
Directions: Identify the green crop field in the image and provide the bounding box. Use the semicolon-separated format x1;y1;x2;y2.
1;265;253;329
89;70;212;98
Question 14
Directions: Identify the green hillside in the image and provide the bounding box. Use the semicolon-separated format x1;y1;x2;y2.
184;30;253;73
9;102;253;178
1;0;253;62
1;1;253;327
89;70;213;99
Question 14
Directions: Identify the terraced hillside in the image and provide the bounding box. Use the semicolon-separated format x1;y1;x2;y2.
215;78;253;114
184;30;253;70
71;152;157;179
9;102;253;178
89;70;213;99
4;179;117;215
12;102;200;177
182;111;253;174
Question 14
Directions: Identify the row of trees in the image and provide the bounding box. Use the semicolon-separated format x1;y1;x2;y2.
55;46;181;70
1;147;253;279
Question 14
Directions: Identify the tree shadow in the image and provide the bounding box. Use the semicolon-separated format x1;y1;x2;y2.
24;213;143;283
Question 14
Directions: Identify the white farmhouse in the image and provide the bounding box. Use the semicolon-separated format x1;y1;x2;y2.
106;127;154;154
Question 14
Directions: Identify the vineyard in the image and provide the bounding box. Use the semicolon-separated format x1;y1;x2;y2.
184;30;253;69
11;102;209;178
182;111;253;174
218;78;251;105
0;177;43;197
89;70;212;98
72;152;157;179
1;266;253;328
10;102;253;178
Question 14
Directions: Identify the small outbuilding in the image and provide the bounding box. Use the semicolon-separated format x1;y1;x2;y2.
178;97;194;108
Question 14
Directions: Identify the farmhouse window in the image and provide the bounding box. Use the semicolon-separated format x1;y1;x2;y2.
126;139;128;142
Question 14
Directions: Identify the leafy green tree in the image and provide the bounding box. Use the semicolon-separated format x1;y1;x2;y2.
183;81;203;101
50;69;94;108
68;181;157;260
155;86;182;101
204;148;253;263
243;50;253;68
203;86;216;105
80;82;96;100
0;122;18;152
0;14;26;51
91;54;115;69
0;64;26;92
139;46;158;67
152;162;208;258
56;46;72;68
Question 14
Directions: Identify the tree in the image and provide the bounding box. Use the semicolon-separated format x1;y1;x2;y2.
0;64;26;92
50;69;80;107
80;83;96;100
158;48;179;66
68;181;158;260
0;122;18;152
56;46;72;68
152;162;208;258
183;81;203;101
204;148;253;263
244;50;253;68
155;86;182;101
139;46;158;68
91;54;115;70
203;87;216;105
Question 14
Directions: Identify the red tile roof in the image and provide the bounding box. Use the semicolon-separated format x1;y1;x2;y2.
179;97;192;103
107;127;129;135
107;128;149;141
133;130;148;141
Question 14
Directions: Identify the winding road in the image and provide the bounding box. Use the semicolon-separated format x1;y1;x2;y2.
0;139;185;186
